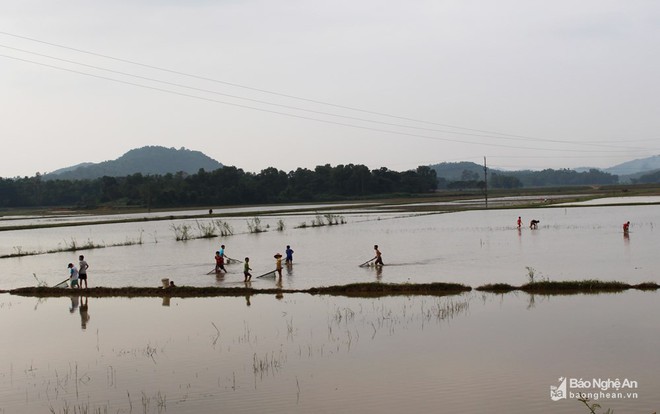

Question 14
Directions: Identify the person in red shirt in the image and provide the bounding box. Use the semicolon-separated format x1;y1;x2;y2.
214;251;226;273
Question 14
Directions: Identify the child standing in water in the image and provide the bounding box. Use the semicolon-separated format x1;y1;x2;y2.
214;251;226;273
243;258;252;281
67;263;79;288
373;245;384;266
285;245;294;265
274;253;283;278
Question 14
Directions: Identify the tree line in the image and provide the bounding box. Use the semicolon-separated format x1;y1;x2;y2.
633;170;660;184
440;168;619;190
0;165;439;208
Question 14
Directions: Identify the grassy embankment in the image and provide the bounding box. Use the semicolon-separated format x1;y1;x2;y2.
4;282;470;298
476;280;660;294
3;280;658;298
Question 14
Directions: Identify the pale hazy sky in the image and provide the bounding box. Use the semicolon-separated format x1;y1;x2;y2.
1;1;659;178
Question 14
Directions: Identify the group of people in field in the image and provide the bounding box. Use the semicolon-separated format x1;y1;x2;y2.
67;255;89;288
517;216;540;229
213;244;295;281
517;216;631;233
61;215;632;289
61;238;387;288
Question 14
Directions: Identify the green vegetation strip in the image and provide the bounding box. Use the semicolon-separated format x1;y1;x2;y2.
4;282;472;298
4;280;659;298
476;280;660;294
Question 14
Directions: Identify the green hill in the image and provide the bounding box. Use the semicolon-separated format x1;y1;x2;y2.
44;146;223;180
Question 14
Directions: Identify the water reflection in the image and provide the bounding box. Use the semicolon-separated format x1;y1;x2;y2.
69;295;79;313
275;278;284;300
527;293;536;309
2;293;659;413
244;281;252;306
68;295;91;328
80;296;90;329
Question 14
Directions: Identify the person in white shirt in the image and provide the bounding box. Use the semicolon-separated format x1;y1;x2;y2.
78;255;89;288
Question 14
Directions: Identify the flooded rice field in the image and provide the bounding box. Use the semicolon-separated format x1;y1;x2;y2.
1;197;659;412
0;201;657;290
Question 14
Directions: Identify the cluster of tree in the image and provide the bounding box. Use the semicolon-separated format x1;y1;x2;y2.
507;168;618;187
440;169;521;190
0;165;438;208
632;170;660;184
435;168;617;190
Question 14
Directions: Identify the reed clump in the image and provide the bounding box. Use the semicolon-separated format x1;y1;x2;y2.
295;212;347;228
1;233;144;259
246;217;266;233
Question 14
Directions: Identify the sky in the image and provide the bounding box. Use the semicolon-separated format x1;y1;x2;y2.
1;0;659;178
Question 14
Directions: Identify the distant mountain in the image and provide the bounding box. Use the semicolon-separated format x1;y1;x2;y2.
431;156;660;181
46;162;95;176
44;146;223;180
604;155;660;176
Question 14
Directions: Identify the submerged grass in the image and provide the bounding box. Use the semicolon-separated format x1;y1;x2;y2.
1;234;145;259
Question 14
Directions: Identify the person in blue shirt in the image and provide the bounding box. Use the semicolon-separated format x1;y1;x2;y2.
285;245;294;265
